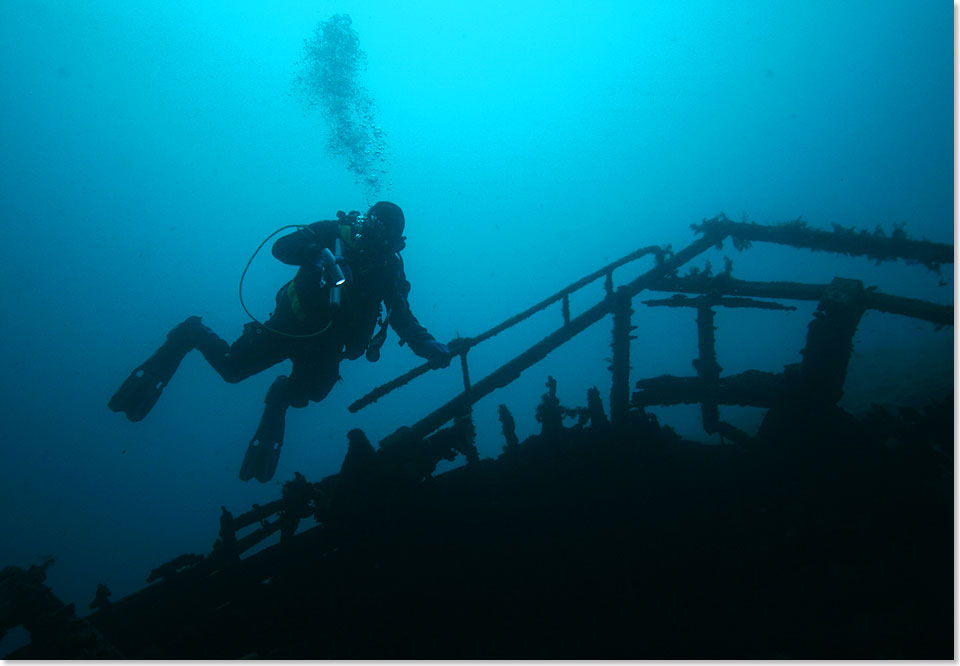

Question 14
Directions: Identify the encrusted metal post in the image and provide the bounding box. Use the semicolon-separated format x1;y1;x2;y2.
562;294;570;326
610;286;634;427
800;277;867;405
458;351;475;458
459;351;471;392
693;294;721;434
498;404;519;450
536;376;563;437
214;506;238;562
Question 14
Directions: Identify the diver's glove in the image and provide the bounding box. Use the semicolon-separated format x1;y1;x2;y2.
422;339;453;368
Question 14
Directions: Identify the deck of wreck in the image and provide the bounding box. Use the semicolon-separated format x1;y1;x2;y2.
1;216;953;659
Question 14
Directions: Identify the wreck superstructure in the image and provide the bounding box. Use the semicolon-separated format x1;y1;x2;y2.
2;216;953;659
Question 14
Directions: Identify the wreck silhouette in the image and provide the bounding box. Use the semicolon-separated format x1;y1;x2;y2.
1;215;952;659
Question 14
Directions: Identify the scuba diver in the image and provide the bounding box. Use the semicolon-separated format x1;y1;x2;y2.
108;201;452;482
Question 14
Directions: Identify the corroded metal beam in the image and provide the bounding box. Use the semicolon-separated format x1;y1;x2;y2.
694;297;721;433
648;276;952;326
642;293;796;311
693;215;953;270
632;370;787;408
610;286;634;427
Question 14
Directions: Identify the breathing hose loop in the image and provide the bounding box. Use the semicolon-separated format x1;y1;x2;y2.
238;225;333;339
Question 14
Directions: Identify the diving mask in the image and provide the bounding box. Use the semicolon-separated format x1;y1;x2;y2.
336;209;405;253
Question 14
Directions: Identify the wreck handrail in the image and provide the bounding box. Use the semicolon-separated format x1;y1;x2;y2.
378;232;726;445
349;244;667;413
467;244;666;348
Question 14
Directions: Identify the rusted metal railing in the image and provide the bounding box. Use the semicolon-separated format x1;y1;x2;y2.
348;244;667;414
353;214;952;451
373;232;726;446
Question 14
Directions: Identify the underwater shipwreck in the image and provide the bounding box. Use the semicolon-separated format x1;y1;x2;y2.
1;216;953;659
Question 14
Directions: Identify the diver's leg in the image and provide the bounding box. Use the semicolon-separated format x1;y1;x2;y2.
239;349;342;483
193;320;289;384
110;318;290;422
288;350;342;406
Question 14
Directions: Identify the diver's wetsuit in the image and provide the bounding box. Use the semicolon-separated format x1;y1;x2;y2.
179;219;441;410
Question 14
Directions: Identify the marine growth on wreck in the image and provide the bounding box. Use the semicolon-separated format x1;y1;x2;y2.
2;218;952;659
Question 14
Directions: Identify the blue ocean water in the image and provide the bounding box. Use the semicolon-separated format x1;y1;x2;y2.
0;0;952;643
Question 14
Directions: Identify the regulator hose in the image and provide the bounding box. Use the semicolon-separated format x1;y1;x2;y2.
238;224;333;339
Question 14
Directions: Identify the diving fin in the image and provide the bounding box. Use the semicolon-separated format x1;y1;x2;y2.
108;364;170;422
108;317;200;422
239;402;286;483
108;344;189;421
